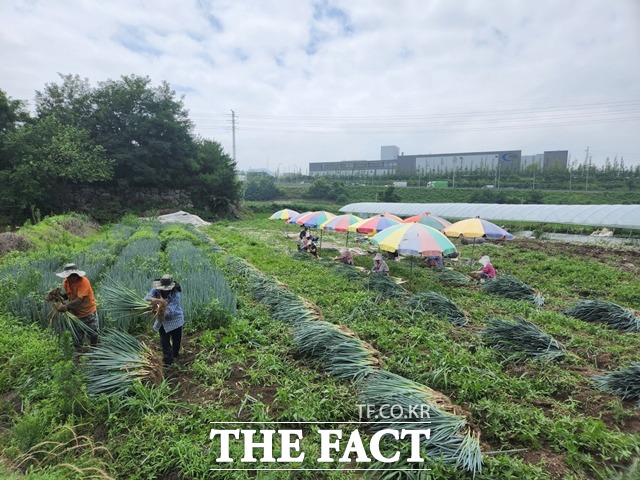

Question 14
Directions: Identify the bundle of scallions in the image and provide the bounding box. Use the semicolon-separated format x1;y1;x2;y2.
482;275;545;306
592;363;640;407
100;280;167;321
84;329;163;395
481;317;566;361
564;299;640;332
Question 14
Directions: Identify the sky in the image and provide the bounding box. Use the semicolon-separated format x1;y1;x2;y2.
1;0;639;174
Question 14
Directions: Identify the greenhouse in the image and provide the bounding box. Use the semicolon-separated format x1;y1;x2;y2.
339;202;640;230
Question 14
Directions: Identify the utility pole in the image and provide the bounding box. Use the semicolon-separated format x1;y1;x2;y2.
231;109;236;163
584;146;590;191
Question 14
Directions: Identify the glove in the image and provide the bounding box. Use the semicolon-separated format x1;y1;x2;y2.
55;303;68;313
45;287;64;302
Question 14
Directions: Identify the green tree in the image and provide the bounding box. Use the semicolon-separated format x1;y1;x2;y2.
0;89;30;170
244;177;283;201
36;74;197;188
4;116;114;211
35;74;93;127
379;186;401;202
189;138;242;211
89;75;196;187
306;177;332;199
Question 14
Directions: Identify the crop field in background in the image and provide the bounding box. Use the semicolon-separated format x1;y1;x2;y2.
0;212;639;480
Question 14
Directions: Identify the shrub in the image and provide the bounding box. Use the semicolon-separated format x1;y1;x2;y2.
0;232;33;256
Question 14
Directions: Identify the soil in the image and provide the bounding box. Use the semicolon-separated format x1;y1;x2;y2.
512;238;640;273
517;448;568;479
155;233;640;479
160;333;279;412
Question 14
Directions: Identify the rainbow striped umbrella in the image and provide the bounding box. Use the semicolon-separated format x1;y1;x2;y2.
286;211;312;225
402;212;452;231
297;210;336;228
443;218;514;240
320;214;363;246
320;214;363;232
269;208;299;221
371;223;457;257
347;214;402;234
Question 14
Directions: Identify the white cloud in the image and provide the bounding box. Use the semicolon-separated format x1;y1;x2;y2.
1;0;639;173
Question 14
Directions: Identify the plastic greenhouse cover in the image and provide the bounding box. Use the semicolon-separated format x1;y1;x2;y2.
338;203;640;230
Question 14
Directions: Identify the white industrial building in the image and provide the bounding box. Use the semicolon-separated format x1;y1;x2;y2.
309;146;568;177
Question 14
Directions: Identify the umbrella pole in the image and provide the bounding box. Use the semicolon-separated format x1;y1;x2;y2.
320;229;323;249
345;231;349;246
469;240;477;266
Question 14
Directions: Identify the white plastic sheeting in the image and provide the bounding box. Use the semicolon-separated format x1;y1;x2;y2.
157;211;211;226
339;203;640;230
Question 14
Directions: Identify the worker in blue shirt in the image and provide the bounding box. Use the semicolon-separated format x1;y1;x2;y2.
145;274;184;367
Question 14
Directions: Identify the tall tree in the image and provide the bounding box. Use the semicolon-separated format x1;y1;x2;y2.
0;89;30;168
89;75;196;187
189;138;242;211
35;74;93;127
4;116;114;211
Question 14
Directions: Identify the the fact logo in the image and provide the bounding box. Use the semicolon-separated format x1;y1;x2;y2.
208;404;431;470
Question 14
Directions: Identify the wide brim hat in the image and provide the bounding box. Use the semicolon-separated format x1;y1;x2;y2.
373;253;383;260
479;255;491;266
56;263;86;278
153;274;176;291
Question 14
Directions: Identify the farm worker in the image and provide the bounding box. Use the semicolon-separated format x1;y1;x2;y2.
145;274;184;367
425;255;443;268
334;247;354;265
371;253;390;275
307;237;320;259
472;255;496;280
299;226;308;242
54;263;99;347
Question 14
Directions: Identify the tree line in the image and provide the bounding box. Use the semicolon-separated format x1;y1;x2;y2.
0;74;241;223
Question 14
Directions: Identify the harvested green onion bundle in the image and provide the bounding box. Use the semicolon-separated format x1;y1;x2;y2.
433;269;470;286
481;317;566;361
100;280;166;320
359;371;482;475
368;274;407;299
294;320;379;380
43;290;95;343
84;329;163;395
482;275;544;306
406;291;468;326
592;363;640;406
564;299;640;332
46;307;95;345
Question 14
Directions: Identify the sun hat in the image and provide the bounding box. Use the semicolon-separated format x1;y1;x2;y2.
153;274;176;291
374;253;383;261
479;255;491;266
56;263;86;278
340;247;349;254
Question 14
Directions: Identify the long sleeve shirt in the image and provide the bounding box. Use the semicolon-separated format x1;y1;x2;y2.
481;263;497;278
372;260;389;274
145;288;184;333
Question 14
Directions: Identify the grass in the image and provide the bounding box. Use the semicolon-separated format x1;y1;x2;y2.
2;213;640;479
202;214;640;478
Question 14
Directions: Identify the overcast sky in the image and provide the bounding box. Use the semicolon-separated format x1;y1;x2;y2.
2;0;639;174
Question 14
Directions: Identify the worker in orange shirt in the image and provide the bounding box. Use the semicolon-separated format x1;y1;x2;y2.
55;263;99;347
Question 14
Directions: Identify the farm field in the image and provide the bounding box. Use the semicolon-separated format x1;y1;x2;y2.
0;212;639;479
